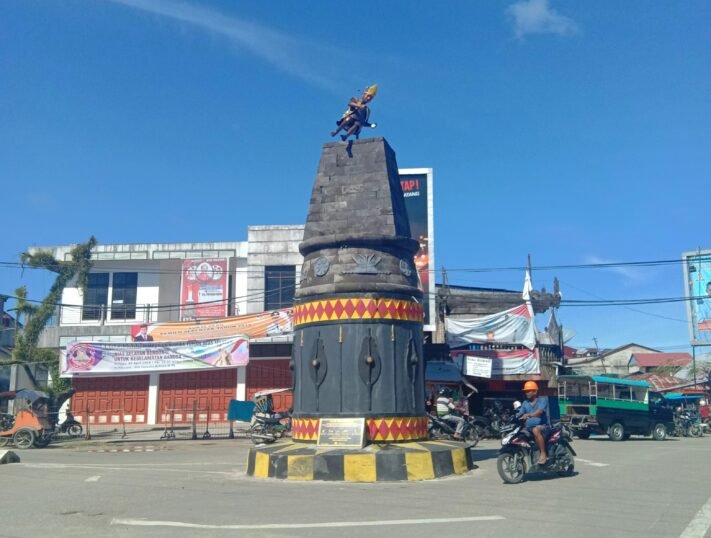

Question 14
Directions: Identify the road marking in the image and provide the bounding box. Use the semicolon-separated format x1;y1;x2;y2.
22;463;241;475
111;516;505;530
576;458;609;468
680;495;711;538
85;475;101;482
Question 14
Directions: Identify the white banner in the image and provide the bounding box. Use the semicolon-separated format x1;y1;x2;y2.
455;349;540;376
61;336;249;377
446;304;536;350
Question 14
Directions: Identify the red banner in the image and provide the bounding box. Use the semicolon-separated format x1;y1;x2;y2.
180;258;228;320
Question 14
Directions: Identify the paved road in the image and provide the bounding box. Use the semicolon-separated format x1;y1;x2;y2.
2;435;711;537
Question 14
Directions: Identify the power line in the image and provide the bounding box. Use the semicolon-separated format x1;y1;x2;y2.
0;255;706;276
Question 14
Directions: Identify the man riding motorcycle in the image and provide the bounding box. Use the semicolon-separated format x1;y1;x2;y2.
436;387;465;440
516;381;549;465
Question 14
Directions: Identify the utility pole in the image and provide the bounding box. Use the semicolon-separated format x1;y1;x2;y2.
593;336;607;374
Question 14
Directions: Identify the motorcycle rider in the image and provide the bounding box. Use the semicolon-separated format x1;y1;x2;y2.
436;387;465;440
516;381;550;465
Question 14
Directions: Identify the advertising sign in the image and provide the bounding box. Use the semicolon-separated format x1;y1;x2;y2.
465;356;493;378
61;336;249;377
399;168;435;331
454;349;540;376
180;258;228;320
683;250;711;346
131;309;292;342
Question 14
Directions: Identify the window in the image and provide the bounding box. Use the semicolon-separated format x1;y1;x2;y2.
82;273;109;321
111;272;138;320
264;265;295;310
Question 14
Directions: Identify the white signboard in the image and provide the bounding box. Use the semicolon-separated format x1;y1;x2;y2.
465;356;493;378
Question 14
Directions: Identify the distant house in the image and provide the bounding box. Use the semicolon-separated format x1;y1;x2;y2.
566;343;659;376
628;353;693;375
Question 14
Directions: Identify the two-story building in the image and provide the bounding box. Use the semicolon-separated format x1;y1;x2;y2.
33;226;302;425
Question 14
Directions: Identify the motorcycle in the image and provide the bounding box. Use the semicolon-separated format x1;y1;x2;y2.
57;412;83;437
428;413;480;446
497;417;576;484
471;403;516;439
674;411;703;438
249;411;291;444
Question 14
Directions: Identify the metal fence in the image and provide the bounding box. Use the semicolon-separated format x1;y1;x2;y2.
49;401;254;443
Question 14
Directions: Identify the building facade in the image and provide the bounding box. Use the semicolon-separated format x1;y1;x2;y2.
32;227;302;425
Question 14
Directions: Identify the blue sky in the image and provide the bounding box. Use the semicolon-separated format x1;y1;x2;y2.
1;0;709;352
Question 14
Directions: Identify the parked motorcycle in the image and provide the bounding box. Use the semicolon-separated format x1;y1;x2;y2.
471;403;516;439
249;411;291;445
497;417;576;484
674;410;703;438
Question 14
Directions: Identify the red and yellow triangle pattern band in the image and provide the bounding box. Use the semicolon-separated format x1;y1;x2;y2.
292;416;429;442
293;297;423;327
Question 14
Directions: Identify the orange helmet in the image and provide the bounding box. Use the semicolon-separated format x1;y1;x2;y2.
523;381;539;392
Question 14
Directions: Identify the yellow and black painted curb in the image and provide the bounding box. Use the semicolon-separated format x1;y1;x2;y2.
247;440;475;482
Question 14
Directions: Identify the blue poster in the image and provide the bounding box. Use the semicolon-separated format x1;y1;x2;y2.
686;253;711;345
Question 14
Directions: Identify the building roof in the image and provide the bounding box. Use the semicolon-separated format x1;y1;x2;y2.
630;353;692;368
627;373;686;390
598;343;659;359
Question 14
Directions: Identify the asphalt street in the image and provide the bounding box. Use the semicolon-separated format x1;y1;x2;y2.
2;435;711;538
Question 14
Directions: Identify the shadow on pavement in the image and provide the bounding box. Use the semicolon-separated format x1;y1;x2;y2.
473;448;499;462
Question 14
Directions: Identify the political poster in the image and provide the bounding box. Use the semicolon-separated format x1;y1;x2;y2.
131;309;292;342
683;250;711;346
180;258;228;320
61;336;249;377
399;168;435;331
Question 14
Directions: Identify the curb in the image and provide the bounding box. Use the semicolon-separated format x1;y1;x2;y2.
247;440;475;482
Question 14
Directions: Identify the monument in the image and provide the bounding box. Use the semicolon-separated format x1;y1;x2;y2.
247;137;474;481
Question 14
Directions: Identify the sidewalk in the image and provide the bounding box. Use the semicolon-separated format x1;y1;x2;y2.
50;421;254;447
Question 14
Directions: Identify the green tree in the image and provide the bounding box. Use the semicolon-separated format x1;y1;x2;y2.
5;237;96;400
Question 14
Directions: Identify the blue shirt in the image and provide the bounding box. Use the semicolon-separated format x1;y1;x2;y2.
518;397;549;429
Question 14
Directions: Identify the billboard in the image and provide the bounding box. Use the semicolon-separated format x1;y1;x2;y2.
180;258;228;320
61;336;249;377
683;250;711;346
131;309;292;342
399;168;435;331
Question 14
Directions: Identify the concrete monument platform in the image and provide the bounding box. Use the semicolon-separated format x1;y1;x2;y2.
247;440;475;482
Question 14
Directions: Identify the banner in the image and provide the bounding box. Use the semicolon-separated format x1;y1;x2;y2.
454;349;540;376
180;258;228;320
683;251;711;345
131;309;293;342
61;336;249;377
446;304;537;350
399;169;435;331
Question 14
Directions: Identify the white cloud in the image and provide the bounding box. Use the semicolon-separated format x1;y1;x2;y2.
506;0;579;39
584;256;651;284
107;0;345;90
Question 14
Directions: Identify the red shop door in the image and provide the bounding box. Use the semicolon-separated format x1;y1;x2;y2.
157;369;237;423
246;359;293;411
71;375;149;424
